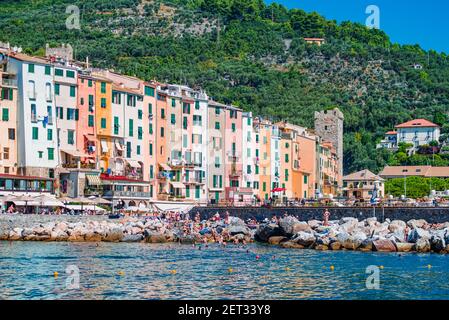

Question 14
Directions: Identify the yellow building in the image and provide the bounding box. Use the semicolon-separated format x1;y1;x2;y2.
92;74;113;172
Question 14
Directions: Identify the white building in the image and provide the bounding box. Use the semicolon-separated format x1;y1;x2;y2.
9;53;60;178
242;112;255;191
395;119;440;151
270;123;281;192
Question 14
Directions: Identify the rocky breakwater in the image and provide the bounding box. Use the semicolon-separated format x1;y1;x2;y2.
255;216;449;254
0;216;254;244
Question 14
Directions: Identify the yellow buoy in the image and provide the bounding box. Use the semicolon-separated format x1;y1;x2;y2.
330;265;335;271
228;268;233;273
170;269;177;275
379;265;384;270
285;267;291;272
427;264;432;269
118;271;125;276
53;271;58;278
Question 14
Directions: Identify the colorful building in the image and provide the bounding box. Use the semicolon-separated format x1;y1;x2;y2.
8;53;60;179
0;50;18;175
207;100;226;204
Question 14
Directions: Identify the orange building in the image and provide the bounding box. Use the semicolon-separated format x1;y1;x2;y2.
92;74;113;172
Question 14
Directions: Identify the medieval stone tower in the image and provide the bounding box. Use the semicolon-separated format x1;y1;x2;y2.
314;108;344;188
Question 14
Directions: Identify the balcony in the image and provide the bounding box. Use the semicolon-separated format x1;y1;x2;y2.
229;170;243;178
1;78;17;87
227;151;240;162
103;191;152;199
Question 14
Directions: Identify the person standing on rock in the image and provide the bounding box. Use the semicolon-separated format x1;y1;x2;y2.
323;209;330;226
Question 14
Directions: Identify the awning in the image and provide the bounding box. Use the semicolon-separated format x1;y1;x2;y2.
100;140;108;153
126;159;141;168
86;175;101;186
61;149;90;158
115;142;124;151
272;187;286;192
65;205;106;212
170;181;185;189
84;134;96;142
209;188;224;192
159;163;171;171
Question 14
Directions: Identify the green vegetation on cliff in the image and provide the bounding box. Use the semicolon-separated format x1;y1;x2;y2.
2;0;449;174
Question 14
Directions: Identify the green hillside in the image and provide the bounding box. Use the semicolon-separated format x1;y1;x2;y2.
2;0;449;173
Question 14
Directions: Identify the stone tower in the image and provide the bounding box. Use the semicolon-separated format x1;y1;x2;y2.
314;108;344;188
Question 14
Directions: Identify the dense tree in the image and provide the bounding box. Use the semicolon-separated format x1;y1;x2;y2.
1;0;449;174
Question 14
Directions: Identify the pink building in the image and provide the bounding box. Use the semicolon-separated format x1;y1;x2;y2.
76;74;97;165
224;105;250;204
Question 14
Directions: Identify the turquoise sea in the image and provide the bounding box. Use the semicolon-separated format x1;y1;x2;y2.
1;241;449;300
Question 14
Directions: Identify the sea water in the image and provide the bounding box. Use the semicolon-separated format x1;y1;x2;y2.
1;241;449;300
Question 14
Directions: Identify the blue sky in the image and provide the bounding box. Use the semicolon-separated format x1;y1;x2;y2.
266;0;449;53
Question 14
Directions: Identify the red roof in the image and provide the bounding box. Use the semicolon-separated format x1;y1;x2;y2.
385;131;397;135
395;119;439;128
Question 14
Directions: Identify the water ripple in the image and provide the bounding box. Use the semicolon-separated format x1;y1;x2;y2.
1;241;449;299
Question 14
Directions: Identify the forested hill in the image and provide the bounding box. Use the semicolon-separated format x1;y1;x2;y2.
1;0;449;174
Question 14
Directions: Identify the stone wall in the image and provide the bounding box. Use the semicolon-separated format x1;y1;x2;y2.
191;206;449;224
0;214;118;230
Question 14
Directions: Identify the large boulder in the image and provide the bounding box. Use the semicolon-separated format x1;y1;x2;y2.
144;230;167;243
388;220;406;233
339;219;359;234
359;239;374;252
8;228;23;240
280;241;305;249
407;219;427;229
228;225;250;236
407;228;431;243
84;232;102;242
307;220;321;229
122;234;144;242
329;241;342;250
50;230;69;241
415;239;431;253
268;236;288;245
430;235;446;253
396;242;414;252
255;224;284;242
342;233;366;250
279;216;299;234
103;228;124;242
373;239;397;252
292;231;315;247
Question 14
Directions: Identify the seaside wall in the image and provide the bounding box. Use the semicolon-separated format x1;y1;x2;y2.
192;207;449;224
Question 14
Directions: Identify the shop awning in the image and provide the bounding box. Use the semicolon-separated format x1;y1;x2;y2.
100;140;108;153
86;175;101;186
159;163;171;171
84;134;96;142
126;159;141;168
61;149;90;158
115;142;124;151
170;181;185;189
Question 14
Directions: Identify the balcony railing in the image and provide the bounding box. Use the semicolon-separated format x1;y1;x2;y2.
103;191;151;198
1;78;17;87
